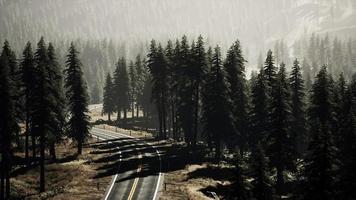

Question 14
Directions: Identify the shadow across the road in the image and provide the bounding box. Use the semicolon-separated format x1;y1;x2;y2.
88;132;214;184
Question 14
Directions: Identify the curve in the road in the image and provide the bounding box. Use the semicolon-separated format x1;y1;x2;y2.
91;127;163;200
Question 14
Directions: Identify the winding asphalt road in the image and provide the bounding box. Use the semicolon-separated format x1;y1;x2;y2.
90;127;163;200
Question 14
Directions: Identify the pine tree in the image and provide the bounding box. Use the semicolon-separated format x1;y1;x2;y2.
19;42;36;166
147;41;168;139
334;73;348;148
129;60;137;118
102;73;115;121
32;37;52;192
113;59;121;121
64;43;91;155
249;68;269;147
339;79;356;199
47;42;65;161
201;46;236;159
176;35;194;144
134;55;144;118
290;59;307;155
263;50;277;92
191;35;207;146
267;63;295;195
165;40;175;137
1;41;21;150
224;40;248;155
303;66;338;200
113;57;130;125
0;41;16;200
170;40;182;140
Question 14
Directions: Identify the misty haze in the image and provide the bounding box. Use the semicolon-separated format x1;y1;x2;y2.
0;0;356;199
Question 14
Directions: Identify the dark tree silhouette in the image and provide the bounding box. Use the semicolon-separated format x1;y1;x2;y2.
267;63;295;195
224;40;248;155
102;73;115;121
249;68;269;147
147;40;168;139
290;59;307;156
201;46;236;159
47;43;65;161
19;42;36;166
303;67;338;200
0;41;16;200
64;43;91;155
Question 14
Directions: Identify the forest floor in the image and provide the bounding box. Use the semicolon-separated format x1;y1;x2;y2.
10;137;111;200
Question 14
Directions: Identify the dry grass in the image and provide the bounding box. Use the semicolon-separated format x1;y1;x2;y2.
11;138;111;200
159;163;234;200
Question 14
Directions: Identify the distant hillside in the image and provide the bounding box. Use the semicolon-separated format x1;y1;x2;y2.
0;0;355;57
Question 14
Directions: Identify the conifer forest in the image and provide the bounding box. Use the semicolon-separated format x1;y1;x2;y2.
1;0;356;200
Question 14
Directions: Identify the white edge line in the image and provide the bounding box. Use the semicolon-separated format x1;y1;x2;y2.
93;133;122;200
93;127;164;200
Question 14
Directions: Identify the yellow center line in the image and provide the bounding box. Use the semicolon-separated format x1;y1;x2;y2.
127;153;142;200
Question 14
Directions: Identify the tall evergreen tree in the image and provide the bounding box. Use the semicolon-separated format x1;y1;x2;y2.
303;66;338;200
19;42;36;166
102;73;115;121
290;59;307;155
64;43;91;155
1;41;21;149
339;78;356;199
113;57;130;125
190;35;207;146
201;46;236;159
263;50;277;91
176;35;195;144
0;41;16;200
32;37;52;192
47;43;65;161
249;68;269;147
134;54;144;118
267;63;295;195
224;40;248;155
147;41;168;138
165;40;175;137
128;60;137;118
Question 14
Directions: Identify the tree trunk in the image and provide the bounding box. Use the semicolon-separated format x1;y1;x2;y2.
0;163;4;200
123;108;127;127
158;104;163;139
162;96;167;139
32;135;36;165
108;113;111;122
5;168;9;199
77;135;83;155
145;111;149;131
50;143;56;161
136;104;139;118
132;96;135;119
193;85;199;147
40;132;45;192
171;103;175;140
215;139;221;160
25;113;29;167
276;165;284;196
117;108;121;122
